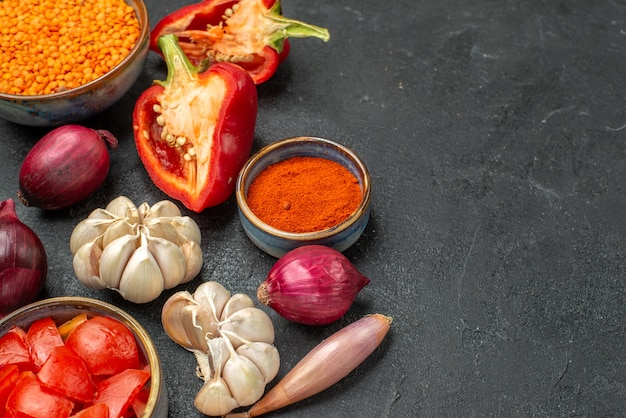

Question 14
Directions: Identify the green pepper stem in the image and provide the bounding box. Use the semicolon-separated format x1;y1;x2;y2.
265;1;331;51
155;34;200;88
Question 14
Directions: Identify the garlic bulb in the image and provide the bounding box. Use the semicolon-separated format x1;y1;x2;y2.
70;196;203;303
162;281;280;416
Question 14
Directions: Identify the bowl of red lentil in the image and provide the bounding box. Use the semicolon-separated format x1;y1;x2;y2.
0;0;149;126
236;136;371;258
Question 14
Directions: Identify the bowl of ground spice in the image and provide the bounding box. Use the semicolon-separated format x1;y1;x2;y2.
236;136;371;258
0;0;149;126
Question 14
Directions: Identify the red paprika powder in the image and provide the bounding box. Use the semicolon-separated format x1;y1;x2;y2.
247;156;362;233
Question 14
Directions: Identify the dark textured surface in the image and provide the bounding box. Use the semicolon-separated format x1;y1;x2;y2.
1;0;625;417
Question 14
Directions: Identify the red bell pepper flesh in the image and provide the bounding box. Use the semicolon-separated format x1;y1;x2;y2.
0;327;30;369
6;371;75;418
133;34;257;212
69;403;109;418
93;368;150;418
37;345;95;403
25;317;64;372
149;0;330;84
0;365;20;415
64;316;140;376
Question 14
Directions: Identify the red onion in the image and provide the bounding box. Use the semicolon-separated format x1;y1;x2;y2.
257;245;370;325
0;199;47;317
18;125;118;210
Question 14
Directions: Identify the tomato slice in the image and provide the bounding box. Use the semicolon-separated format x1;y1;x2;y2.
6;371;74;418
0;326;31;369
69;403;109;418
25;317;64;371
64;316;140;375
0;365;20;415
93;369;150;418
37;345;95;403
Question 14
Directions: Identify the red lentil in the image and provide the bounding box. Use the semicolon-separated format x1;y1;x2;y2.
0;0;141;96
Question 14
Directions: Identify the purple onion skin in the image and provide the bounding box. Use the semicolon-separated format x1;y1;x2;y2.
18;125;118;210
0;199;47;318
258;245;370;325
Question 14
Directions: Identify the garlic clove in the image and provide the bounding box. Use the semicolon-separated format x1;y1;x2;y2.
144;218;181;244
72;239;107;290
193;281;231;320
118;238;164;303
236;342;280;384
86;207;118;221
148;200;183;218
220;307;275;348
220;293;255;321
101;218;136;248
98;233;137;289
69;218;115;255
180;304;218;352
147;235;186;289
195;377;240;417
105;196;138;221
170;216;202;245
222;352;266;407
162;291;198;349
180;240;203;283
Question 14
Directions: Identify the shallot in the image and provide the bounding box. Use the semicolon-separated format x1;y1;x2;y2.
18;124;118;210
227;313;392;417
0;199;47;317
257;245;370;325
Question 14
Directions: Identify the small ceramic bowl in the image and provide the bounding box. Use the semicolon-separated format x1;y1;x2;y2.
0;0;149;126
236;136;371;258
0;297;168;417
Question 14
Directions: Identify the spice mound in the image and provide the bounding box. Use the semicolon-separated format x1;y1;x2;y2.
0;0;141;96
246;156;363;233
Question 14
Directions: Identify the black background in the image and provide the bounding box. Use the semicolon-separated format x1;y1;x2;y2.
1;0;625;416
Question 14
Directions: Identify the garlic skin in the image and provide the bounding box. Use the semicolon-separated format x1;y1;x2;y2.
162;281;280;416
70;196;203;303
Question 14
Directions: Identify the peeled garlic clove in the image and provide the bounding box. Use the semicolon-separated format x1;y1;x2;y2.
72;239;106;290
69;218;115;255
105;196;138;220
147;236;186;289
162;291;199;348
220;293;255;321
101;218;136;248
180;240;203;283
223;352;266;406
236;342;280;384
194;281;231;320
220;307;275;347
98;233;137;289
118;238;164;303
148;200;182;218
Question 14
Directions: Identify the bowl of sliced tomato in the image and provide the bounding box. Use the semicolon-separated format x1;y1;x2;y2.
0;297;167;418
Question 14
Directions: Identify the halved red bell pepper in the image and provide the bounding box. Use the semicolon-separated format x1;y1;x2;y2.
150;0;330;84
133;34;257;212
